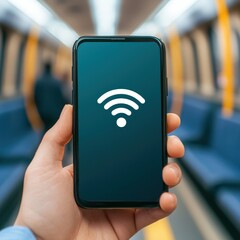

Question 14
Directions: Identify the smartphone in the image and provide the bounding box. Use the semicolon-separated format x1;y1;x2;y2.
72;36;168;208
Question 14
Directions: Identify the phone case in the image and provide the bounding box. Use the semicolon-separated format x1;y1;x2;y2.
72;36;168;208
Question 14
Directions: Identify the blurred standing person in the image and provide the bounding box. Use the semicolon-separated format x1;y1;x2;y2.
34;61;69;132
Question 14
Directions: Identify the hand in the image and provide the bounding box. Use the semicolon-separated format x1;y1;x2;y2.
15;105;184;240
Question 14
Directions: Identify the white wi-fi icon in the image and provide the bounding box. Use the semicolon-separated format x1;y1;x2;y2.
97;89;145;128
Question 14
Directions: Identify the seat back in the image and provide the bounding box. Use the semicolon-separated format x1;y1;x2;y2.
0;97;32;146
211;110;240;165
180;95;213;143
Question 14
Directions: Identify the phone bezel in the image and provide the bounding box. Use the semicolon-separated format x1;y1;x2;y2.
72;36;168;208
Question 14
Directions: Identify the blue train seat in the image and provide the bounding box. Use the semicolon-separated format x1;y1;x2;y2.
183;110;240;190
0;164;26;211
216;187;240;227
0;163;27;228
172;95;213;144
0;97;42;163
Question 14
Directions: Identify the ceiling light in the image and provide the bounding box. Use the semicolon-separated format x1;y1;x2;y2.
47;21;79;47
7;0;52;26
155;0;199;28
89;0;121;35
7;0;79;47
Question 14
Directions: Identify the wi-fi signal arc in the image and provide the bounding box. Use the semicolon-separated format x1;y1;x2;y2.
97;89;145;104
97;89;145;128
104;98;139;110
111;108;131;116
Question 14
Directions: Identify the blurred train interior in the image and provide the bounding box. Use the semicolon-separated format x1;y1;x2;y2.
0;0;240;239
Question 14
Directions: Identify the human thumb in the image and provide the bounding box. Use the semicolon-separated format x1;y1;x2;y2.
32;104;73;167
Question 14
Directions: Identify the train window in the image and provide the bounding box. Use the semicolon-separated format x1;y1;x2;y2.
38;40;47;74
0;28;7;95
181;37;197;93
192;29;214;96
231;13;240;93
207;26;221;90
0;29;2;94
236;31;240;92
2;32;22;97
54;45;72;79
39;43;56;70
189;37;201;91
15;36;27;92
232;29;240;92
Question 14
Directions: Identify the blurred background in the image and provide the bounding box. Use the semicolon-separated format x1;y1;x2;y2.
0;0;240;239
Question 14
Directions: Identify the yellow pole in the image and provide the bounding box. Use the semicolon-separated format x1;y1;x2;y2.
215;0;234;116
54;45;72;81
169;29;184;115
23;26;43;129
144;218;175;240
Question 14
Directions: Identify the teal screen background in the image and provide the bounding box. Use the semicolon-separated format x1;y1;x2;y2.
76;40;164;203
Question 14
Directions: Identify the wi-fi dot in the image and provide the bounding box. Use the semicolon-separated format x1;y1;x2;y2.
117;118;127;128
97;89;145;128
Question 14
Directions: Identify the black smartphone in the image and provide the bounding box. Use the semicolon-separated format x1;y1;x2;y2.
72;36;168;208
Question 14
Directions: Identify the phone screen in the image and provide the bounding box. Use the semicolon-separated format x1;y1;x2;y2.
74;37;166;205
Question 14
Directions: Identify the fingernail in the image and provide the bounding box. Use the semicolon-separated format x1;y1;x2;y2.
170;166;180;179
172;135;180;143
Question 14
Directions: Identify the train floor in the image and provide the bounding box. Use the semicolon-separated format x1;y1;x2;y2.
132;160;234;240
5;158;234;240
